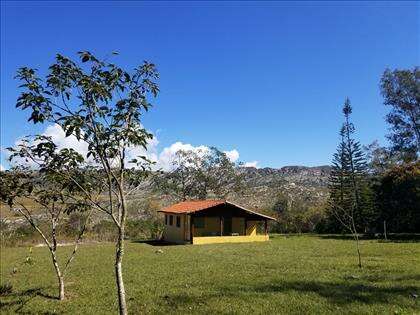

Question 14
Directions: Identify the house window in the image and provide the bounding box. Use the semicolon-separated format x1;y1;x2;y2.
176;216;181;228
194;217;205;228
165;214;168;225
169;215;173;226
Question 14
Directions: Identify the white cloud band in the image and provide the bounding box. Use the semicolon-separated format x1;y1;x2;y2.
4;124;258;170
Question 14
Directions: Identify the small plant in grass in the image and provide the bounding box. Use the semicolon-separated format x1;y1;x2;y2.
24;247;34;265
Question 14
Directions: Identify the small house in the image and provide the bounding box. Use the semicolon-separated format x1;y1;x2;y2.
158;200;276;244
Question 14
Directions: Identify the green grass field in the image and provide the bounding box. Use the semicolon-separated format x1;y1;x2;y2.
1;235;419;314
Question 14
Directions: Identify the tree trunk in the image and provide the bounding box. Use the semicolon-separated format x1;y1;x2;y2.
383;220;387;240
350;216;362;269
355;233;362;269
59;276;65;301
51;250;65;300
115;227;127;315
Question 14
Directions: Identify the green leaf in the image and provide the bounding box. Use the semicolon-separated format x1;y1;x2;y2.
81;55;89;63
65;127;74;137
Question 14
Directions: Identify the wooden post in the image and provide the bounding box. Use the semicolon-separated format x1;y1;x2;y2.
244;218;248;236
264;220;268;235
190;216;194;244
182;214;187;241
383;220;387;241
220;216;223;236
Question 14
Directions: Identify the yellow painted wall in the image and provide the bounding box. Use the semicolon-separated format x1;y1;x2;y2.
162;214;265;244
246;221;258;236
193;234;269;245
162;214;187;243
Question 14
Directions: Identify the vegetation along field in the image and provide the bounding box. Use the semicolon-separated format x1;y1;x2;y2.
1;235;419;315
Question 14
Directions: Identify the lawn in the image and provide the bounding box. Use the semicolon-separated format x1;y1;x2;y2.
1;235;419;314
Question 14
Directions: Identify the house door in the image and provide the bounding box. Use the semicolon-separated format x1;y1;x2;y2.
223;217;232;235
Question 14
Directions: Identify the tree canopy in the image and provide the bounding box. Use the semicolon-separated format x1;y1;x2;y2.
380;67;420;161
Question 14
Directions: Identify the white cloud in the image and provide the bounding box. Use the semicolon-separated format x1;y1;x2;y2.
43;124;90;157
157;142;209;171
243;161;259;168
156;143;242;171
8;124;258;171
43;124;164;168
223;149;239;163
9;124;160;168
125;136;159;168
0;164;4;171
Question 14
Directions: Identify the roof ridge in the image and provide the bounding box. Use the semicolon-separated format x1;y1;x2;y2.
158;199;276;221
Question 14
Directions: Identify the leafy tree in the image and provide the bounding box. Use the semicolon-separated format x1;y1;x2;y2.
14;51;159;314
373;161;420;233
272;192;289;215
363;140;397;175
155;147;243;201
0;138;96;300
380;68;420;161
271;193;326;233
154;150;200;201
327;98;375;268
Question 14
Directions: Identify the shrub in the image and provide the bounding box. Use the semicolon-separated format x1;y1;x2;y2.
91;220;117;242
61;212;87;237
126;219;164;240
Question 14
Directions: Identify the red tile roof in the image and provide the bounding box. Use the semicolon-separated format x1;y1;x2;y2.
159;199;276;221
160;200;225;214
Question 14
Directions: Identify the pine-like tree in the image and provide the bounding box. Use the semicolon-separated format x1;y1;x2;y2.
328;98;375;268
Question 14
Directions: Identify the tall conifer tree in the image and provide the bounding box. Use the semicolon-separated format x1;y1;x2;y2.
328;98;374;268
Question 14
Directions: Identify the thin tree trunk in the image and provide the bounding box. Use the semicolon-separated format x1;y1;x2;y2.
351;218;362;269
354;233;362;269
383;220;387;240
59;276;65;301
16;206;67;300
51;250;65;300
115;227;127;315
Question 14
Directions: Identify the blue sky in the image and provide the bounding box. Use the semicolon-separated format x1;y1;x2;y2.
1;1;418;169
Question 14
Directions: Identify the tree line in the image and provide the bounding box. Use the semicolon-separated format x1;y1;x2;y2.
269;68;419;240
321;67;419;236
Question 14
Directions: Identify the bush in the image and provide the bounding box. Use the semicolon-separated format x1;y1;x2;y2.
1;221;45;246
374;161;420;233
126;219;164;240
90;220;117;242
269;194;327;233
61;212;87;237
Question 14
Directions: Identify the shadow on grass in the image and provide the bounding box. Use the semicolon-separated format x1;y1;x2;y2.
0;287;57;314
131;239;185;246
318;233;420;243
362;273;420;283
248;281;419;304
160;280;419;309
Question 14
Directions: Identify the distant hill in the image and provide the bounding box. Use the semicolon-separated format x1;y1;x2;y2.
132;165;332;211
232;165;331;209
2;165;332;229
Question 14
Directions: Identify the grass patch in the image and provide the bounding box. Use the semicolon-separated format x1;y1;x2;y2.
1;235;419;314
